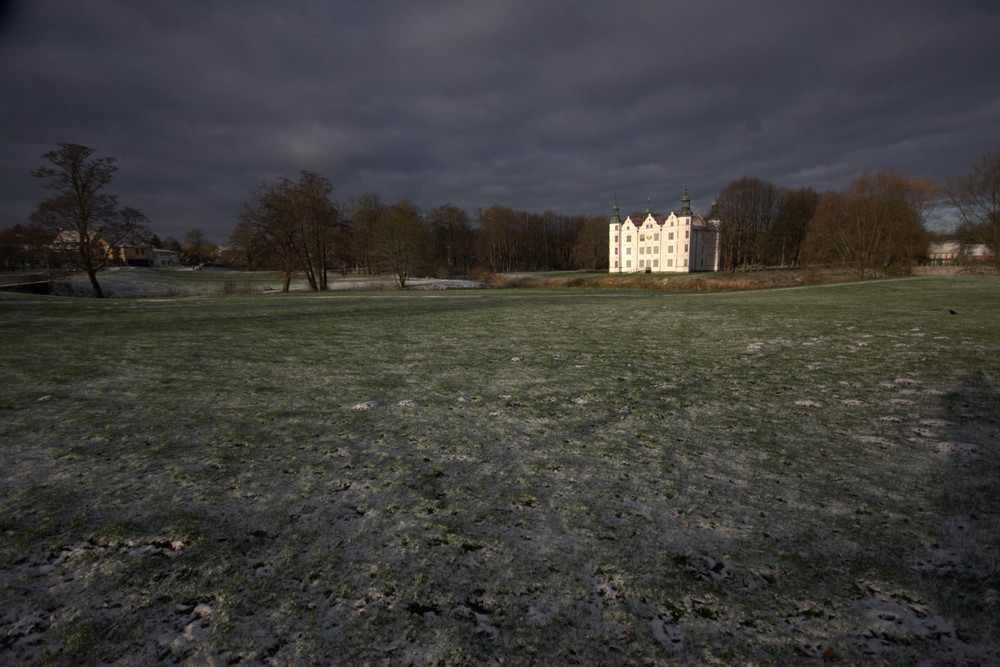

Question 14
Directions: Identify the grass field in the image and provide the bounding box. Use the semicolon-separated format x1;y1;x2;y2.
43;267;478;298
46;267;306;297
1;277;998;664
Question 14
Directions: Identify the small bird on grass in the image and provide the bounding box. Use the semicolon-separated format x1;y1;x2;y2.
949;309;958;315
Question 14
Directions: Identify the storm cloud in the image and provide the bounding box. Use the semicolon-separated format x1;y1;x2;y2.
1;0;998;241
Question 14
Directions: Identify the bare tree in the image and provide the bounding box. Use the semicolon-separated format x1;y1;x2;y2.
345;192;386;275
949;148;1000;271
236;171;340;291
227;217;270;270
31;143;148;297
427;204;474;276
716;176;781;271
473;205;593;273
803;168;936;279
375;200;425;288
183;229;215;265
766;187;820;267
572;215;609;270
476;205;517;273
237;181;301;291
293;171;339;289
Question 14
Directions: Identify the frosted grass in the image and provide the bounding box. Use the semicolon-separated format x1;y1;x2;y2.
0;277;997;663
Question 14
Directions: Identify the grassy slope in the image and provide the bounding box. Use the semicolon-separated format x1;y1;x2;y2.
0;277;998;664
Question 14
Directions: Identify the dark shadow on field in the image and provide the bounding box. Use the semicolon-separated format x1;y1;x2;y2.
929;371;1000;646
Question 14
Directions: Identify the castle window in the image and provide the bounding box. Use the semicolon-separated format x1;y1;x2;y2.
668;259;673;267
654;233;659;241
626;235;631;242
685;230;689;238
653;259;659;267
614;235;618;243
626;260;631;268
626;247;631;255
668;232;674;240
668;245;673;253
685;244;689;252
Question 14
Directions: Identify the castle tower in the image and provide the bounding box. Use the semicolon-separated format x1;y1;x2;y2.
680;187;692;217
707;195;721;272
608;197;622;272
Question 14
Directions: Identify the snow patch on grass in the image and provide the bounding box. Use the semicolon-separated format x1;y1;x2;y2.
933;441;982;457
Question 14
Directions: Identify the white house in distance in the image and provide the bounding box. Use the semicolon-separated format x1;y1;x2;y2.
608;191;721;273
149;248;181;267
926;241;994;266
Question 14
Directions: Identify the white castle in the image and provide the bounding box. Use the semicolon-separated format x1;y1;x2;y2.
608;190;721;273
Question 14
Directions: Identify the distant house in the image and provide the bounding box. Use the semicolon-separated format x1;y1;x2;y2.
149;248;181;267
50;230;111;264
51;231;181;268
608;191;721;273
51;229;100;252
926;241;995;266
111;245;150;267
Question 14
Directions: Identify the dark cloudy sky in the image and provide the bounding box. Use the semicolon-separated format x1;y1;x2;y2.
2;1;998;242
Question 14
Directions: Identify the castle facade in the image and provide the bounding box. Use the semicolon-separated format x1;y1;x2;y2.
608;191;721;273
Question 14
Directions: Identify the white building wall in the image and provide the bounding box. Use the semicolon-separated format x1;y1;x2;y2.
608;206;720;274
149;248;180;267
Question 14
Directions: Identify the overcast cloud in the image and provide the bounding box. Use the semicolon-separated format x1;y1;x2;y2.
1;0;998;241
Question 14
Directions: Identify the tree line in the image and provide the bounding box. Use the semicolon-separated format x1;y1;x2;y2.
229;150;994;287
7;142;1000;296
711;152;999;278
715;170;938;279
227;177;609;290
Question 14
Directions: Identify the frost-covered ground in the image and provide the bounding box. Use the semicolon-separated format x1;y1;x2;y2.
50;267;485;298
1;277;998;664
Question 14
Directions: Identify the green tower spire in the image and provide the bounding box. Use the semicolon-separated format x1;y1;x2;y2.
709;195;720;221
